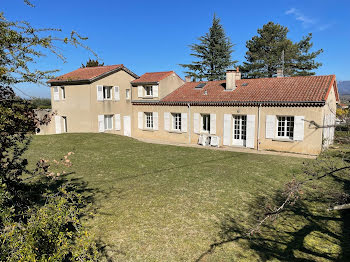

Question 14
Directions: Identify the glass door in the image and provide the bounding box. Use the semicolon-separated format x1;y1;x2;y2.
232;115;247;146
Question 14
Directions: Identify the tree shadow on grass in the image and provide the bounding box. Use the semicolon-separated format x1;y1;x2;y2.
196;183;350;262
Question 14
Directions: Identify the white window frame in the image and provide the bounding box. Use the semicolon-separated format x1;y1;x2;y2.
276;116;294;139
62;116;67;132
61;86;66;100
126;89;130;100
103;86;112;100
144;86;153;97
104;115;113;130
201;114;210;133
172;113;182;131
144;112;153;129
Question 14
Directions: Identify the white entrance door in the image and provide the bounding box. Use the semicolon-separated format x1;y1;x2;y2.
123;116;131;137
232;115;247;146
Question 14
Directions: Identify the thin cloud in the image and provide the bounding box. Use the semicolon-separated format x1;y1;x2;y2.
285;8;316;28
318;23;333;31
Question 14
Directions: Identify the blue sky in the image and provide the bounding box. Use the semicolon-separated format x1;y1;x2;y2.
3;0;350;98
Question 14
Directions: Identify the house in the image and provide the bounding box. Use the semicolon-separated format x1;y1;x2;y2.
44;65;339;155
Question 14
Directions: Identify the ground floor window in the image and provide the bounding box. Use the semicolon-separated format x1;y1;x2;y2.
62;116;67;132
104;115;113;130
233;115;247;140
201;114;210;132
277;116;294;139
172;113;181;131
145;112;153;129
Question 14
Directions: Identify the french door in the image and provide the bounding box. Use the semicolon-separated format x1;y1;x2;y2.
232;115;247;146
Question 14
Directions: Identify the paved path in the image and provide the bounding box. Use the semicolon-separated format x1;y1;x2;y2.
136;138;317;159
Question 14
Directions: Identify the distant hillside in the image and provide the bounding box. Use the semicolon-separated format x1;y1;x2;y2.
338;81;350;95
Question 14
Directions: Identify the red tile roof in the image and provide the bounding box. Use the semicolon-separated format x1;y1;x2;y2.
48;64;126;83
131;71;175;84
161;75;337;104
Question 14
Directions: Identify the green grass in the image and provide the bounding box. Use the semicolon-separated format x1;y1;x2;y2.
24;133;349;261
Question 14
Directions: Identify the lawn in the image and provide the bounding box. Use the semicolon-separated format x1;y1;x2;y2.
25;133;349;261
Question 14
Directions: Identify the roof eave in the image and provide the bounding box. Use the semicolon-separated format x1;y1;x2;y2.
131;81;159;86
48;66;139;86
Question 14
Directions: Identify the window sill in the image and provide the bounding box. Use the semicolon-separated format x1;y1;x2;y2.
169;130;182;134
272;138;294;142
142;128;155;132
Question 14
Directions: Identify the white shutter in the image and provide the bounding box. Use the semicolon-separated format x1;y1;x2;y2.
246;115;255;148
138;112;143;129
114;86;120;101
210;114;216;135
98;115;104;132
97;85;103;101
53;87;60;101
55;115;61;134
138;86;143;98
293;116;304;141
181;113;187;132
194;113;200;134
164;112;170;131
266;115;275;139
153;112;158;130
115;114;121;130
153;85;158;98
223;114;232;145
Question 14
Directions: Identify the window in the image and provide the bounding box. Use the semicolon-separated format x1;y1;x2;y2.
103;86;112;100
145;112;153;129
145;86;153;96
62;116;67;132
61;86;65;99
126;89;130;100
277;116;294;139
104;115;113;130
202;114;210;132
172;113;181;131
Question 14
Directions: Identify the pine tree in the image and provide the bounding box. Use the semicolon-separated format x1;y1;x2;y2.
241;22;323;78
81;58;104;68
180;15;236;81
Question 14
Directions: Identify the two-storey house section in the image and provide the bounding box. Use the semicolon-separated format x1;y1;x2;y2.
48;64;138;136
130;71;185;137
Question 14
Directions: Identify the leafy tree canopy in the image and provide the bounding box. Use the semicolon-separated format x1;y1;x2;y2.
180;14;237;81
241;21;323;78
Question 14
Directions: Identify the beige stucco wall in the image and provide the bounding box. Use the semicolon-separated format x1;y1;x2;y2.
50;69;136;135
131;104;327;155
158;73;184;99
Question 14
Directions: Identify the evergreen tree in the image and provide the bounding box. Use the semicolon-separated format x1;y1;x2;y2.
180;15;236;81
81;58;104;68
241;22;323;78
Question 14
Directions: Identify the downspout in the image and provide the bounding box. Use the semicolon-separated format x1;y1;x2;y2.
257;103;261;151
188;103;191;144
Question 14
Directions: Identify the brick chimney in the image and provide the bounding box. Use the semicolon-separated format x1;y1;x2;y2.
276;68;284;78
226;67;241;91
185;76;191;82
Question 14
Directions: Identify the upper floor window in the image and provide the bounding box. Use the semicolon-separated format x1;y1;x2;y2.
172;113;181;131
126;89;130;100
61;86;65;99
145;112;153;129
145;86;153;96
201;114;210;132
103;86;112;100
277;116;294;139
